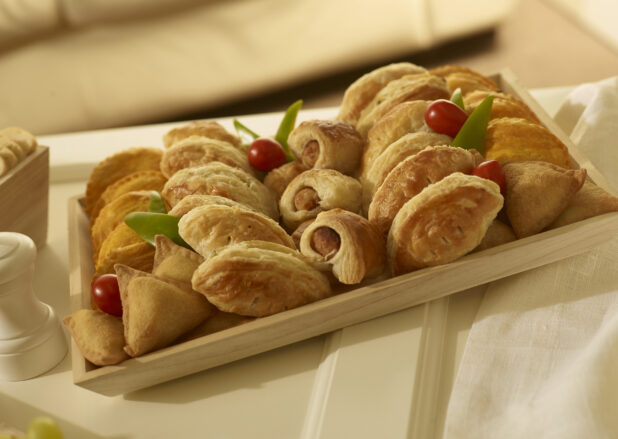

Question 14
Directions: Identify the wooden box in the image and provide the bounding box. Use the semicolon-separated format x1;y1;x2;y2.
0;146;49;248
67;70;618;396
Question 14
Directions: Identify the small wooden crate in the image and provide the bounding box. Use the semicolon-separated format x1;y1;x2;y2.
0;146;49;248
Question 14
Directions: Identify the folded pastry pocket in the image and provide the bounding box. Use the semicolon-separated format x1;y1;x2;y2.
473;219;517;252
464;90;541;124
299;208;386;284
96;222;155;275
160;136;253;178
179;309;253;342
388;173;503;275
63;309;129;366
429;65;500;95
167;193;258;218
368;145;484;235
191;241;332;317
263;161;308;200
163;120;242;150
279;169;362;231
161;162;279;220
115;264;214;357
503;161;586;238
0;126;38;154
152;235;205;284
287;120;364;175
549;181;618;229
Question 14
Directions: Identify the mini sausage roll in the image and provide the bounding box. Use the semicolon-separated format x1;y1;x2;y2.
287;120;364;175
369;146;484;235
160;136;253;178
429;65;500;95
191;241;331;317
279;169;362;231
178;204;295;259
161;162;279;220
163;120;242;150
356;73;450;137
337;62;427;125
464;90;541;124
299;209;386;284
388;173;503;275
263;161;308;199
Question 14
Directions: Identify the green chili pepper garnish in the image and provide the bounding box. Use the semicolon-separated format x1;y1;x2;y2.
148;191;167;214
450;88;465;110
451;95;493;154
274;99;303;162
124;212;191;249
233;119;260;147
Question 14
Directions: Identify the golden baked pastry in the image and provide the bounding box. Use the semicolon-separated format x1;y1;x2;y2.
152;235;205;284
464;90;541;124
291;219;315;249
484;117;571;168
163;120;242;150
191;241;331;317
388;173;503;275
0;135;26;161
356;73;450;137
474;219;517;252
167;193;258;217
178;204;295;258
63;309;129;366
0;126;38;154
429;65;500;95
287;120;364;175
299;208;386;284
503;161;586;238
85;147;163;217
550;181;618;229
369;145;484;235
0;139;18;177
337;62;428;125
263;161;308;200
179;309;252;342
161;162;279;220
279;169;362;231
95;222;153;275
160;135;253;178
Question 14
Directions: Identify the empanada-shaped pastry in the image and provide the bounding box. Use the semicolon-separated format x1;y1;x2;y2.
474;219;517;252
0;126;38;154
279;169;362;231
362;100;432;176
160;136;253;178
263;161;308;200
96;222;151;274
192;241;331;317
362;132;452;213
85;147;163;217
287;120;364;175
484;118;571;168
388;173;503;275
91;170;167;221
161;162;279;219
168;193;258;217
299;208;386;284
163;120;242;150
63;309;129;366
464;90;541;124
356;73;450;136
429;65;500;95
337;62;427;125
152;235;205;284
178;204;295;259
115;265;213;357
503;161;586;238
0;135;27;161
369;145;484;235
550;181;618;229
179;309;252;342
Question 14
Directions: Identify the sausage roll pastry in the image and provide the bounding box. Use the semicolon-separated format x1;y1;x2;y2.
163;120;242;150
287;120;364;175
549;181;618;229
337;62;427;125
291;219;315;249
356;73;450;137
152;235;205;284
464;90;541;124
369;145;484;235
388;173;503;275
429;65;500;95
0;126;38;154
191;241;331;317
299;209;386;284
484;117;571;168
0;135;26;161
178;204;295;259
503;161;586;238
161;162;279;220
160;136;253;178
279;169;362;231
263;161;308;200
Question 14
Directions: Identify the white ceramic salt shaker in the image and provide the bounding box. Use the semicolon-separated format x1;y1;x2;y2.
0;232;67;381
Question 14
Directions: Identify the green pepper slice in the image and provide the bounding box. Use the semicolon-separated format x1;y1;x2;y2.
148;191;167;214
233;119;260;147
450;88;465;110
274;99;303;162
124;212;190;249
451;95;493;154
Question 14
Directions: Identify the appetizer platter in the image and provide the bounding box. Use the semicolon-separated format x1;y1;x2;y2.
65;66;618;396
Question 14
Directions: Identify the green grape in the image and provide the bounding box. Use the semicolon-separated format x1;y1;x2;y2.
26;417;63;439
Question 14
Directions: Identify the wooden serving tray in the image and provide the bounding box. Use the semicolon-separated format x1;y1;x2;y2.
67;70;618;396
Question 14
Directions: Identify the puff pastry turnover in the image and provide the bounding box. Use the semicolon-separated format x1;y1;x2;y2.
163;120;242;150
168;193;258;217
464;90;541;124
152;235;205;284
429;65;500;95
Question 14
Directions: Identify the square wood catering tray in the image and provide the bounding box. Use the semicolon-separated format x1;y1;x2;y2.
67;69;618;396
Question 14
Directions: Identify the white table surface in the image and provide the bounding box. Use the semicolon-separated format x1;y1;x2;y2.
0;89;571;438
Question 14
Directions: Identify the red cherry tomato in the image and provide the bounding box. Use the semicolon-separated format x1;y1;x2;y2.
424;99;469;138
472;160;506;196
91;274;122;317
248;137;287;172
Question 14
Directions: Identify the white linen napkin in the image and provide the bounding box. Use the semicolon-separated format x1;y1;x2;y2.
443;77;618;438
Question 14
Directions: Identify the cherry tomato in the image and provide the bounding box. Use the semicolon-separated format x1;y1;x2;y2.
472;160;506;196
248;137;287;172
91;274;122;317
424;99;469;138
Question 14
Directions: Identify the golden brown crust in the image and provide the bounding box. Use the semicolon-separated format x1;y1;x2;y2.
0;126;38;154
429;65;500;95
152;235;205;284
263;161;308;200
473;219;517;252
163;120;242;150
550;181;618;229
96;222;146;273
369;146;484;235
464;90;541;124
167;194;258;217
